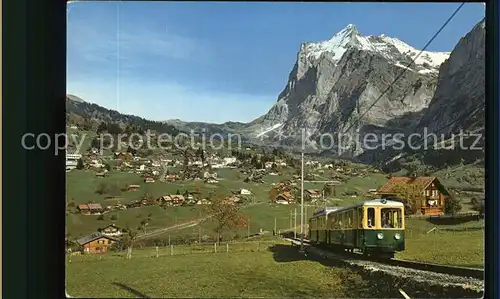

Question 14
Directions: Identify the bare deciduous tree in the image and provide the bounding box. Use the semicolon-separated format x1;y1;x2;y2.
203;195;248;244
122;228;138;259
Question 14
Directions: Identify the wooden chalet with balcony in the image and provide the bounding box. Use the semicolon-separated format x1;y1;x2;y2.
156;195;185;206
377;176;450;216
76;232;118;254
98;224;123;237
275;191;294;204
77;203;103;215
305;189;322;200
127;184;141;191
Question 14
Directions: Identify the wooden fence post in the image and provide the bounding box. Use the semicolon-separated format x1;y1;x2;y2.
214;243;217;253
156;246;159;258
170;245;173;256
226;243;229;253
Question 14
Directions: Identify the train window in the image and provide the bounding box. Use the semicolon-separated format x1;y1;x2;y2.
381;208;402;228
358;208;363;228
347;211;352;227
367;208;375;228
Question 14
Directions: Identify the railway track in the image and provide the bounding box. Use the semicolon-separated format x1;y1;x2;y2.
285;237;484;280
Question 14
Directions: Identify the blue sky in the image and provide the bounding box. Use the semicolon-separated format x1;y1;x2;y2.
67;2;485;124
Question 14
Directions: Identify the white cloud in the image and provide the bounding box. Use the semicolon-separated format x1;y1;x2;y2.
67;78;274;124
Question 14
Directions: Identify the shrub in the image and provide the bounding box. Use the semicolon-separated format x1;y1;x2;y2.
444;195;462;215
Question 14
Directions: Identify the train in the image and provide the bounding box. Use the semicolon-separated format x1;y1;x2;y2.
308;198;405;259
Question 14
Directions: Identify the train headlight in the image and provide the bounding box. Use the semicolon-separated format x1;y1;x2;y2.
394;233;401;240
377;233;384;240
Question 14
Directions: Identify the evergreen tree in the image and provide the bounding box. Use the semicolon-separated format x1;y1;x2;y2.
96;122;107;134
76;158;84;170
444;195;462;216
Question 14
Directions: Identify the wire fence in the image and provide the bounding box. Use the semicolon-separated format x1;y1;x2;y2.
67;239;287;262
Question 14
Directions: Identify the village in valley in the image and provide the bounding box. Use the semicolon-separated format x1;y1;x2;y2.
65;118;486;299
65;122;485;259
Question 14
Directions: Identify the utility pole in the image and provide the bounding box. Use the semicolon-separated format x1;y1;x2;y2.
294;208;297;238
305;204;308;238
247;216;250;238
300;151;305;252
274;217;277;234
198;209;202;243
289;210;292;229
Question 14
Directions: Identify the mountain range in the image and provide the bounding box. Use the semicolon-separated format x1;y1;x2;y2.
67;19;485;168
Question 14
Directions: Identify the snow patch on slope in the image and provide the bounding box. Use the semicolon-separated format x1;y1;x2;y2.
379;35;450;68
255;123;283;138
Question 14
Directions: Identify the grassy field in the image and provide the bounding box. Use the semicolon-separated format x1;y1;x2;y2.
66;168;287;205
66;236;483;298
397;229;484;268
66;165;484;269
67;205;201;238
397;217;484;268
66;166;375;239
433;164;484;190
66;241;381;298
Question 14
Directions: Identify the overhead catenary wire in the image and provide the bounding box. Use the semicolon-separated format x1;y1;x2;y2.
340;2;466;136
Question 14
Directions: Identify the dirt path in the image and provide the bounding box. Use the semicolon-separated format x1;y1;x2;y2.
136;201;266;240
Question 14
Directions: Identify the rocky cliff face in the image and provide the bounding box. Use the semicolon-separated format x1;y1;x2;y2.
415;19;485;137
357;19;485;167
250;24;449;156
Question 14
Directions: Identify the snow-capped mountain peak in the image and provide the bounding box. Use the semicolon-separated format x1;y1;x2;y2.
303;24;375;61
301;24;450;73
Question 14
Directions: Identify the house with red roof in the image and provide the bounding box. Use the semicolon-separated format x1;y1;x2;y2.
76;203;103;215
377;176;450;216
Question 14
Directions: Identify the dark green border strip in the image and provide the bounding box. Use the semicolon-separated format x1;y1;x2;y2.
3;0;28;297
485;0;498;298
4;0;66;297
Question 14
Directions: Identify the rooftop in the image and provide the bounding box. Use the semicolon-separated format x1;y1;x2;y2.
378;176;437;194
